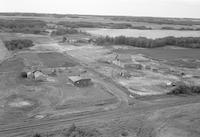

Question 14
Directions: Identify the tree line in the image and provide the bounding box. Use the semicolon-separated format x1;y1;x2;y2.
58;21;154;30
95;36;200;48
0;19;47;34
110;16;200;26
51;28;85;36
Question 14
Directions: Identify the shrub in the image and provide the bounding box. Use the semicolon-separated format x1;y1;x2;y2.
20;72;27;78
168;84;200;95
62;124;101;137
32;133;42;137
4;39;34;51
121;131;129;137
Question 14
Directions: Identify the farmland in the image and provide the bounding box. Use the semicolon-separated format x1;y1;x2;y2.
0;13;200;137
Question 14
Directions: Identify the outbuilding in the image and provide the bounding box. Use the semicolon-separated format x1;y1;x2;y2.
33;70;47;81
68;76;92;87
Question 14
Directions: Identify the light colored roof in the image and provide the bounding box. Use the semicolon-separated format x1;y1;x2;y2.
68;76;89;82
68;76;90;82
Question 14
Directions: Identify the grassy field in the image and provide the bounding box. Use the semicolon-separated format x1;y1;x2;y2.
115;47;200;60
38;52;78;68
0;33;53;44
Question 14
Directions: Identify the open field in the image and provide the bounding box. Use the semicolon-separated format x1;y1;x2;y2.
115;47;200;60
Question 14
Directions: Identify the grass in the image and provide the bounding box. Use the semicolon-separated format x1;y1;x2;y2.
38;52;77;68
115;48;200;61
0;57;24;72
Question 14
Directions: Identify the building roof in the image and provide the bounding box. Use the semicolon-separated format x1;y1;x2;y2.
68;76;90;82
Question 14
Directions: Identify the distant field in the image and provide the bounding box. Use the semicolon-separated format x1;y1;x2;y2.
84;28;200;39
115;47;200;60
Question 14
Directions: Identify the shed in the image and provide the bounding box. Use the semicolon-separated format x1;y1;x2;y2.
33;71;47;81
68;76;92;87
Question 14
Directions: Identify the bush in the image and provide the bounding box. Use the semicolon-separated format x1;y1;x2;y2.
20;72;27;78
131;26;152;30
4;39;34;51
32;133;42;137
168;84;200;95
62;124;101;137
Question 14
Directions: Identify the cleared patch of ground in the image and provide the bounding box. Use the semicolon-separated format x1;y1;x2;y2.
0;51;117;124
38;52;77;68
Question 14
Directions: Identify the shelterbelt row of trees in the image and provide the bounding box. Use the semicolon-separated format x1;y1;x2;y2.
95;36;200;48
0;19;47;34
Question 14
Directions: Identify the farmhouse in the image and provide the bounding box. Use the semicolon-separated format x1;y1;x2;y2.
68;76;92;87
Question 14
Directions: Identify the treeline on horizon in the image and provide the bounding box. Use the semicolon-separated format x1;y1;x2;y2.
0;19;47;34
1;12;200;26
95;36;200;48
110;16;200;26
58;21;152;29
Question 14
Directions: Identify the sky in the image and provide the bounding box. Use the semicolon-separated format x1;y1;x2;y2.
0;0;200;18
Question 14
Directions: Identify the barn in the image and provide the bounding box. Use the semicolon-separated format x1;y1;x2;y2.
68;76;92;87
